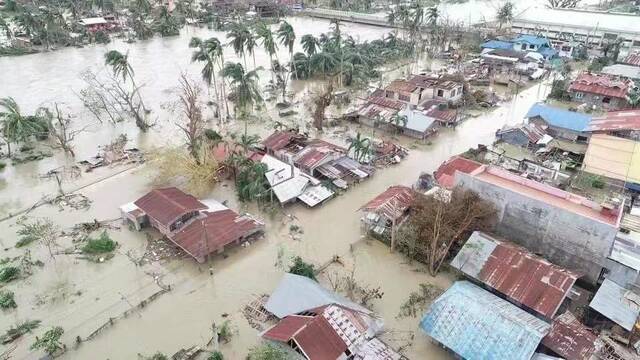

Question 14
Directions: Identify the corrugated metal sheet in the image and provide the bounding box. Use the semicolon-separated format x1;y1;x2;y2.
610;231;640;272
589;278;640;331
262;315;313;342
623;53;640;67
171;209;264;260
420;281;550;360
262;130;300;151
261;155;311;204
134;187;207;226
588;110;640;132
583;133;640;185
294;315;348;360
525;103;592;132
360;186;414;221
451;232;579;318
541;312;599;360
386;79;418;93
434;156;483;189
569;73;630;99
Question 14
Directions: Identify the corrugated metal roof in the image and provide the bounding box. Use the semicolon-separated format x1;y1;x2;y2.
385;79;418;93
481;40;514;50
589;278;640;331
588;110;640;132
398;108;437;133
360;185;414;221
601;64;640;80
134;187;207;226
294;314;348;360
420;281;550;360
609;231;640;271
525;103;592;132
569;73;630;99
623;53;640;67
262;315;313;341
262;130;301;151
261;154;312;204
451;231;579;319
434;156;483;189
265;273;371;319
541;312;600;360
513;35;550;47
171;209;263;260
423;106;458;124
514;8;640;35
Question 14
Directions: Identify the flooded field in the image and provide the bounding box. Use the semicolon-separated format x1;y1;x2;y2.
0;15;550;359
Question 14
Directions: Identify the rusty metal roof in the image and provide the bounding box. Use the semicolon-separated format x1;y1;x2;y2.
588;110;640;132
385;79;419;93
171;209;264;261
623;53;640;66
365;96;405;111
360;186;415;221
569;73;630;99
542;312;600;360
134;187;207;226
434;156;483;189
262;315;313;342
451;231;580;319
262;130;302;151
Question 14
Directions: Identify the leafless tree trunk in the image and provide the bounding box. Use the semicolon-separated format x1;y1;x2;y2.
46;103;92;157
176;74;205;165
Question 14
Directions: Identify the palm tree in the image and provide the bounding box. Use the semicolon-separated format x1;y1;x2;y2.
221;62;263;135
497;2;514;30
0;97;47;156
227;22;250;68
245;31;258;70
0;17;12;39
310;51;337;78
389;113;408;134
347;132;371;163
330;19;344;87
104;50;146;110
255;22;279;81
426;6;439;27
190;37;223;122
301;34;319;57
277;21;296;79
154;5;179;37
292;52;310;79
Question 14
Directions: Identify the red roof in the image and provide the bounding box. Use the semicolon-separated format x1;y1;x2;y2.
542;312;599;360
569;73;630;99
262;315;313;342
366;96;405;111
262;313;348;360
477;239;579;318
171;209;263;261
262;131;300;151
588;110;640;132
623;53;640;66
360;186;415;221
134;188;207;226
424;106;458;124
434;156;483;189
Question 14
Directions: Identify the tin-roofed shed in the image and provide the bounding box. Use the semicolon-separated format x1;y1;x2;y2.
589;278;640;331
420;281;550;360
450;231;579;319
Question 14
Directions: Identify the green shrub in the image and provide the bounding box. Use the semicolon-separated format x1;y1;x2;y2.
0;290;17;309
247;343;292;360
30;326;64;355
0;266;20;283
209;351;224;360
591;177;605;189
204;129;222;142
82;231;116;254
287;256;316;280
0;161;6;171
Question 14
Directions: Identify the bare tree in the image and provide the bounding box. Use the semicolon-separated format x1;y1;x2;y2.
312;82;333;131
397;188;496;276
176;74;205;164
44;104;92;157
547;0;580;8
78;70;152;131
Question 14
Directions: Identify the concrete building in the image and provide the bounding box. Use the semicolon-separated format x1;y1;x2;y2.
383;79;421;105
568;73;631;110
454;165;624;284
408;75;464;103
512;8;640;57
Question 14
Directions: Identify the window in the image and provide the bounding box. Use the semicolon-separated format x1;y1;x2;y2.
575;92;584;99
577;135;588;143
529;44;535;49
521;44;527;50
437;89;444;97
385;90;394;98
561;46;572;52
398;94;409;102
603;97;611;104
451;89;456;97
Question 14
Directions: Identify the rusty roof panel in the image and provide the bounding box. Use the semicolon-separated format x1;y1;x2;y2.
623;53;640;66
262;131;302;151
451;231;580;318
360;186;415;221
542;312;600;360
569;73;630;99
588;110;640;132
134;187;207;226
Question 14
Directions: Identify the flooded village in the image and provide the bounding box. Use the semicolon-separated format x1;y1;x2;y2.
1;0;640;359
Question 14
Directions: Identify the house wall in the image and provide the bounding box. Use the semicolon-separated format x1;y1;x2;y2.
455;172;619;284
570;91;628;110
529;117;588;142
513;42;540;52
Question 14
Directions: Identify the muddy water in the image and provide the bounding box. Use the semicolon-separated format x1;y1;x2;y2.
0;16;550;360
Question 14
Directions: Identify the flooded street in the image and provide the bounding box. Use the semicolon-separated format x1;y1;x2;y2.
0;15;550;360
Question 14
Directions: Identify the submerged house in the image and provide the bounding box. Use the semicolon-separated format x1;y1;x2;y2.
359;185;415;237
525;103;592;143
120;187;264;262
408;74;464;103
263;274;403;360
451;231;580;320
568;73;632;110
420;281;550;360
481;35;557;61
455;164;624;284
495;122;547;148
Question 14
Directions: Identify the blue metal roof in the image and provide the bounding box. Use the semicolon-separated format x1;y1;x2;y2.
481;40;514;50
420;281;550;360
525;103;592;132
513;35;550;47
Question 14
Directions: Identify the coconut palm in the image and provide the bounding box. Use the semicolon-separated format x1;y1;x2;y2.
347;132;371;162
301;34;319;57
329;19;344;86
255;22;278;68
221;62;263;135
389;113;408;134
227;22;251;67
245;31;258;70
310;51;337;78
154;5;180;37
0;97;47;156
426;6;439;27
190;36;224;121
277;21;296;79
104;50;134;83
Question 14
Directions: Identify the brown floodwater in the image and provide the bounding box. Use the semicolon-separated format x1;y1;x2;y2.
0;16;550;359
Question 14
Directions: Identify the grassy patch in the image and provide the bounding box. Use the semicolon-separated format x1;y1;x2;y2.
397;283;444;319
82;231;117;254
0;266;20;283
0;290;17;309
0;320;41;344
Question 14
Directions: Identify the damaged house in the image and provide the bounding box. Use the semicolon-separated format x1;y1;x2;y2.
120;187;264;262
569;73;632;110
